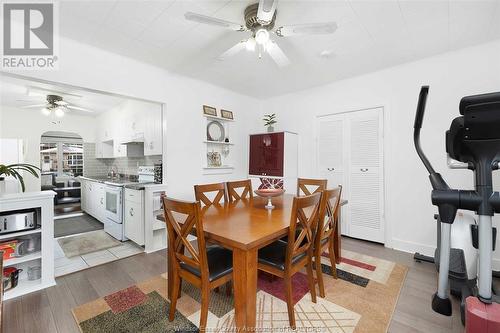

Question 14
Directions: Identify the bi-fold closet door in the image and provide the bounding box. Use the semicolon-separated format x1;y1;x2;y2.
317;107;385;243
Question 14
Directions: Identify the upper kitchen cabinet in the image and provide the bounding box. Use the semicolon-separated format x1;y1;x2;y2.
144;106;162;156
95;100;163;158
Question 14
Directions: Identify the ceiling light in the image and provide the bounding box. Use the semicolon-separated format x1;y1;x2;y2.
255;28;269;45
41;108;51;116
246;37;256;51
54;108;65;118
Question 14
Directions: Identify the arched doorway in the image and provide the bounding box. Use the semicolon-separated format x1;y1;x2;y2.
40;131;84;217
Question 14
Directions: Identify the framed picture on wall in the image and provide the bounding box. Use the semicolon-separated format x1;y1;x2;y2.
203;105;217;116
221;109;233;120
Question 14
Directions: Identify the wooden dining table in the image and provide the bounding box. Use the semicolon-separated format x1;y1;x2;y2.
157;194;347;330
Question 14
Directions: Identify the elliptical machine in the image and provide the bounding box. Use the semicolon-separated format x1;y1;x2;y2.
413;86;500;331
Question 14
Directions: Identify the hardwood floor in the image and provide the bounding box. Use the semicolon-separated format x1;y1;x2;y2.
3;237;493;333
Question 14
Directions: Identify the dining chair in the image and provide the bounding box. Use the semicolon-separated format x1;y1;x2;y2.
226;179;253;202
297;178;328;196
257;192;322;329
314;186;342;297
194;182;227;206
163;197;234;330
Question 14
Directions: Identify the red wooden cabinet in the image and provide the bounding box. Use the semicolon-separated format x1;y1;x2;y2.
249;132;284;177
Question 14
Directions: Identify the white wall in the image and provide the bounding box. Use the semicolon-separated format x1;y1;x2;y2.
1;36;260;198
0;105;96;191
261;40;500;269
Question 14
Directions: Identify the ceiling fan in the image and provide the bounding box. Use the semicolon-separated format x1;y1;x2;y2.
21;94;93;117
185;0;338;67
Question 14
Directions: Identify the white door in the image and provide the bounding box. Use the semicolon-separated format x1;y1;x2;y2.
317;107;384;243
317;116;348;233
348;108;384;243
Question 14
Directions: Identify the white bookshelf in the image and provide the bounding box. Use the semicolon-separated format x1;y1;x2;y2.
0;190;56;300
144;184;168;253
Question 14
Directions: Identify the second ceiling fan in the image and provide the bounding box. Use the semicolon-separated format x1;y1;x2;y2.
185;0;337;67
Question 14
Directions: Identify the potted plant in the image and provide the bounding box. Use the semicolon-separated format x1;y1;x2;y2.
263;114;277;132
0;163;40;193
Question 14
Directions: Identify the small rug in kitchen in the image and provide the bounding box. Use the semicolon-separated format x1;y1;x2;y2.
57;230;121;258
72;250;407;332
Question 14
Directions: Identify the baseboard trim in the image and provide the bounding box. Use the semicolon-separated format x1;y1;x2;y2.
389;238;500;271
389;238;435;257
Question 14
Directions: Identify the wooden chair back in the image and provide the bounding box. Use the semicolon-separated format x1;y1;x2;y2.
226;179;253;202
163;198;209;278
316;186;342;247
194;182;227;206
286;193;322;266
297;178;327;196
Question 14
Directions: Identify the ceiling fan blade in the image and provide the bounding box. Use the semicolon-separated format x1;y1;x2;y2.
276;22;338;37
21;104;47;108
217;41;247;61
185;12;245;31
55;100;68;106
266;41;290;67
66;105;93;113
257;0;277;25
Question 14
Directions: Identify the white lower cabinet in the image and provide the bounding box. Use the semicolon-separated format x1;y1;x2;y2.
80;179;105;221
95;184;105;221
124;188;145;246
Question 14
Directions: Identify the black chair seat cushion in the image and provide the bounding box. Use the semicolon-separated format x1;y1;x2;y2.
258;240;307;271
180;246;233;282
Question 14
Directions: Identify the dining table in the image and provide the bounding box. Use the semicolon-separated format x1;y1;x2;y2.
157;193;347;330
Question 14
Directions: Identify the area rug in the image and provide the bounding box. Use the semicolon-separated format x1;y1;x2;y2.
72;250;407;332
57;230;121;258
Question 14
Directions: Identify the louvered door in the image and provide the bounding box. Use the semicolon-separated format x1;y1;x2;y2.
348;108;384;242
317;107;384;243
317;116;348;233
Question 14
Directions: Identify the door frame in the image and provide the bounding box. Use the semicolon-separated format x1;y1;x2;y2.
315;105;387;244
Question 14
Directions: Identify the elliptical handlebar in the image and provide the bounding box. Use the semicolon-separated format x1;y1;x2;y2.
414;86;436;175
414;86;429;130
413;86;460;223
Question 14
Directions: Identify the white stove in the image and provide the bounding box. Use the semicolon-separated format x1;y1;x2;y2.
104;166;156;241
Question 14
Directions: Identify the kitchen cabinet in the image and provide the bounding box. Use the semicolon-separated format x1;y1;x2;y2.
95;183;105;221
81;179;105;221
124;188;144;246
113;142;127;158
95;101;162;159
144;108;162;156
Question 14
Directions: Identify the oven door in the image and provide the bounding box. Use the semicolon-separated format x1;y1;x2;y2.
104;185;123;223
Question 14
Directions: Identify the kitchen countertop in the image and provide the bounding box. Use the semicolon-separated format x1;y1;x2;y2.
79;176;162;190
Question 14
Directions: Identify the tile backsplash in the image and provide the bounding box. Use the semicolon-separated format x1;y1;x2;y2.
83;143;162;177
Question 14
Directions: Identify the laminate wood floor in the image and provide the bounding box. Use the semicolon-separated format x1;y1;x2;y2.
4;237;494;333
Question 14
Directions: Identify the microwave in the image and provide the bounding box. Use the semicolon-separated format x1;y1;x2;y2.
0;209;38;235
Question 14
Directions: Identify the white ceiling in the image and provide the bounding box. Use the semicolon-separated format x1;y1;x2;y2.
59;0;500;98
0;75;127;115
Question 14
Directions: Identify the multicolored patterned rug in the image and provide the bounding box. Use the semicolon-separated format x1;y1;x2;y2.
72;250;407;332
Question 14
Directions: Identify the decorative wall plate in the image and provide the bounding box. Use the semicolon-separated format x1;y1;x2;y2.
207;121;225;142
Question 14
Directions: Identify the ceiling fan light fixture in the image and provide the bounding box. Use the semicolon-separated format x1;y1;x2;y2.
246;37;256;51
54;108;65;118
41;107;51;116
255;28;269;45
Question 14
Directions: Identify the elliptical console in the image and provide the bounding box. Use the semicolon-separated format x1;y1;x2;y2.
413;86;500;331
